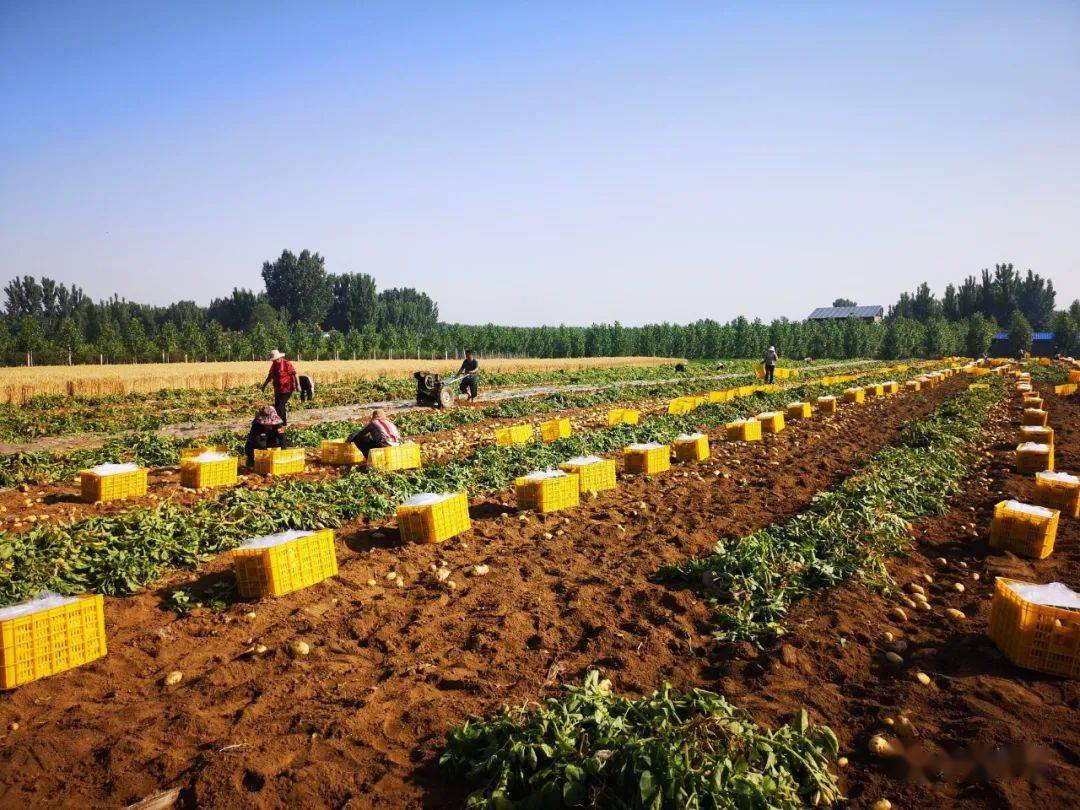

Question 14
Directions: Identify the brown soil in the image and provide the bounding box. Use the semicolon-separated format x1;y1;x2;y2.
0;380;969;808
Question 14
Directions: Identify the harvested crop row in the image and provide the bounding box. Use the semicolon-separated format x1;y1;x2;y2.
0;366;944;604
0;368;963;807
663;381;1000;642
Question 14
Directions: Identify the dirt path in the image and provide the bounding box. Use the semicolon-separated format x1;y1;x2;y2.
0;360;877;455
0;378;960;808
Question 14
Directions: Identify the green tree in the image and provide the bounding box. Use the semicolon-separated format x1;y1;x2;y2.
181;319;207;362
326;273;378;332
16;315;44;366
1006;310;1033;356
57;317;85;365
964;314;995;358
97;320;125;363
1051;311;1077;355
158;322;180;362
831;298;856;307
261;249;334;325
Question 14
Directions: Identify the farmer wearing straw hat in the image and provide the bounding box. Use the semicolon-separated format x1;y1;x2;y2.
261;349;299;423
244;405;292;467
763;346;779;384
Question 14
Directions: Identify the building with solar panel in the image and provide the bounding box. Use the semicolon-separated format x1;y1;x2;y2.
806;305;884;324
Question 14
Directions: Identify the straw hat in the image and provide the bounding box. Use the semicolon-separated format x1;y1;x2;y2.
268;349;285;361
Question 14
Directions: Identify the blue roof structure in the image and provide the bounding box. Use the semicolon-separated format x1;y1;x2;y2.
993;331;1054;341
807;305;884;320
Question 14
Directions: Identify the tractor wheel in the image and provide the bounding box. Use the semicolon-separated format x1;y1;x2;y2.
438;388;455;408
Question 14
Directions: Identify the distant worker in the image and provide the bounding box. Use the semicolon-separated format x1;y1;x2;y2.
348;409;401;461
715;362;726;371
298;373;315;403
261;349;299;423
763;346;779;384
457;350;480;400
674;363;687;372
244;406;291;467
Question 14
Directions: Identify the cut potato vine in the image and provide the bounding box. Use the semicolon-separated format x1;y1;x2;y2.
0;366;940;604
663;381;999;642
440;670;842;809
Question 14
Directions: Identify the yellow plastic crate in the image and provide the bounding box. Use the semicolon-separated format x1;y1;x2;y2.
989;500;1059;559
319;439;366;466
726;419;762;441
968;383;990;390
1021;408;1048;427
756;411;785;433
254;448;306;477
708;389;735;404
786;402;812;419
988;578;1080;678
232;529;338;598
667;396;703;415
1;594;106;690
607;409;641;426
1015;383;1032;394
540;418;572;443
905;380;921;392
80;465;148;504
1037;357;1051;367
1020;425;1054;447
1022;395;1043;409
1016;442;1054;474
1054;383;1078;396
816;395;838;414
736;385;757;397
515;471;580;514
180;454;238;489
1033;472;1079;519
868;384;885;397
180;445;231;460
495;424;534;446
559;457;617;494
843;387;865;404
623;443;670;475
368;442;422;471
673;434;709;462
397;491;471;544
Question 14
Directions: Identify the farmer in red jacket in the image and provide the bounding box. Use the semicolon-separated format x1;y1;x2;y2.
261;349;299;424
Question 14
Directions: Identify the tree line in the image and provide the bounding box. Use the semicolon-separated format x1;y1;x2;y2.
2;254;1077;366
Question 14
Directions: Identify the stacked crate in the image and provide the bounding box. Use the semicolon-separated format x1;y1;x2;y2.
989;500;1060;559
232;529;338;598
540;418;572;443
755;411;785;433
1016;442;1054;474
180;450;238;489
816;395;838;414
0;594;107;689
726;418;762;441
623;443;670;475
607;409;641;426
786;401;812;419
254;448;306;477
319;439;366;466
673;433;709;462
495;424;534;446
397;492;471;544
368;442;422;472
1033;472;1079;519
988;579;1080;678
80;463;148;504
515;470;580;514
559;456;617;494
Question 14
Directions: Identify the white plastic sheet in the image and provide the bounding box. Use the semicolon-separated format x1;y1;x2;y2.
239;529;313;549
1006;581;1080;610
0;592;78;622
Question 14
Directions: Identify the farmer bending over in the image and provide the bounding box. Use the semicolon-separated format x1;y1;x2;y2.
298;373;315;403
261;349;298;423
245;406;292;467
348;409;402;460
457;350;479;400
763;346;779;384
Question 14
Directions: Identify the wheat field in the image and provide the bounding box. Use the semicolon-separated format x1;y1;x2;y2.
0;357;682;404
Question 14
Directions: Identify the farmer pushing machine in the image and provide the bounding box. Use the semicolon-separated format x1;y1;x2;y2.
414;350;481;408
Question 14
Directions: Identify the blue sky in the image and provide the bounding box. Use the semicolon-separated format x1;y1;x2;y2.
1;1;1077;326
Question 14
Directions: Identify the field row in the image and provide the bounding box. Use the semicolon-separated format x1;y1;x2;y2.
0;361;979;806
0;362;942;604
